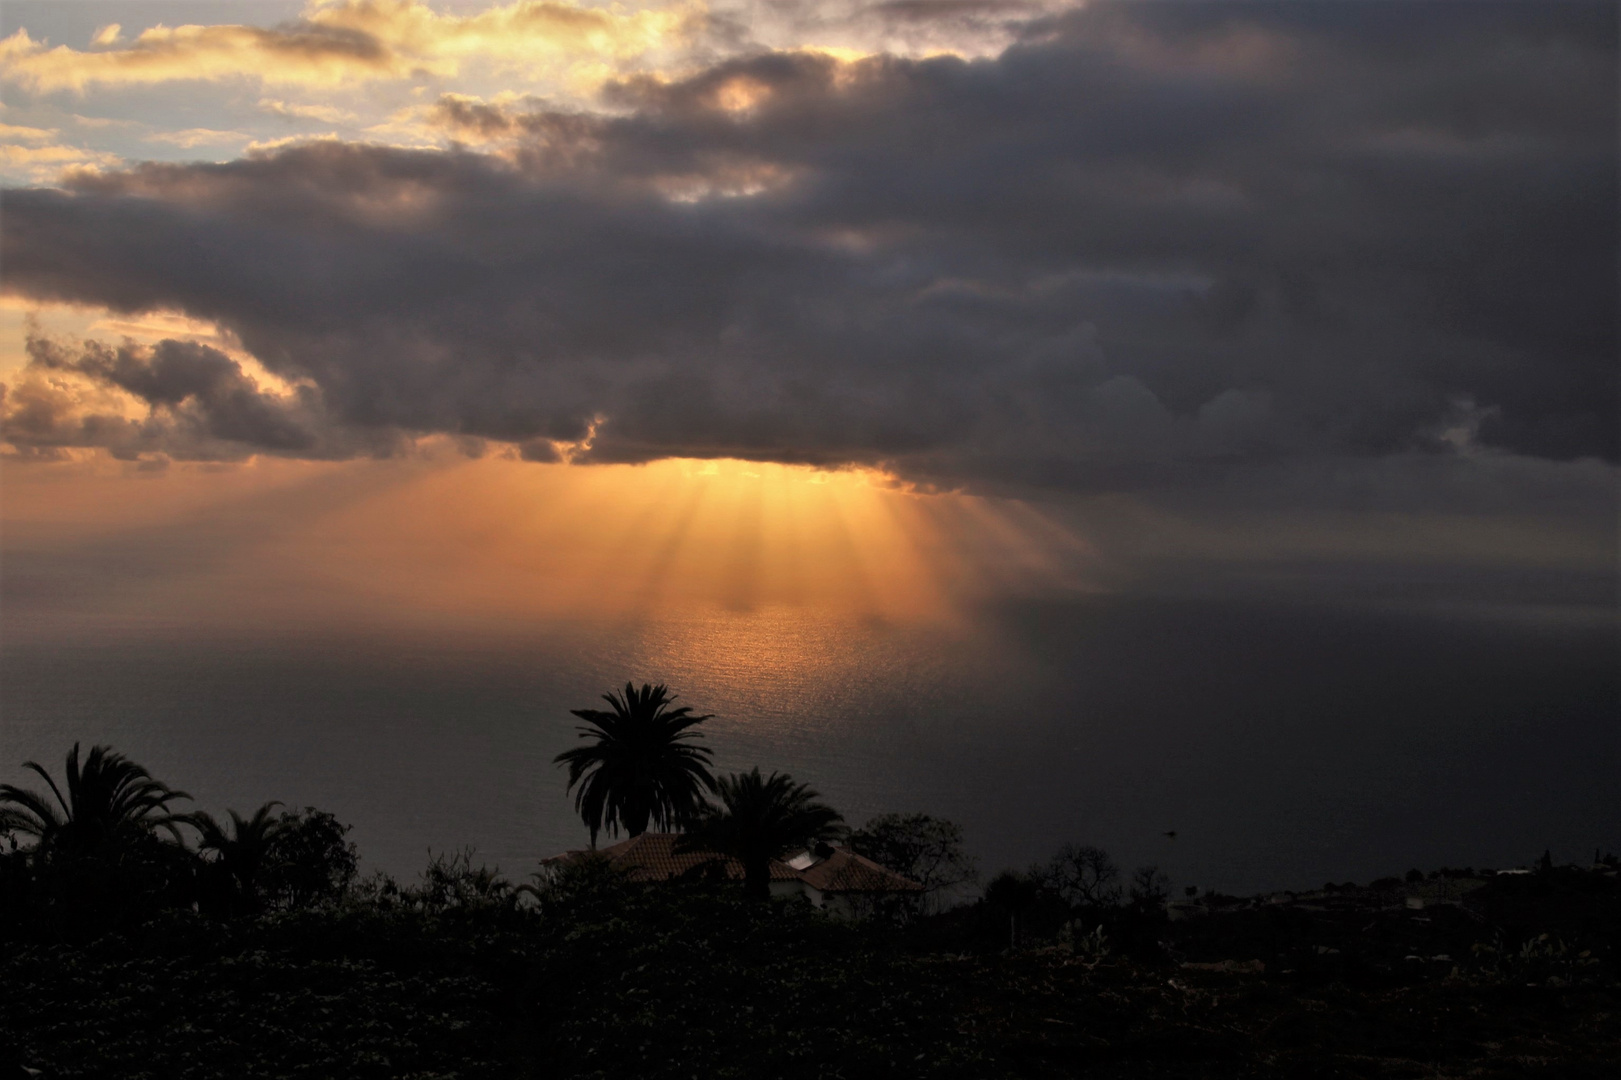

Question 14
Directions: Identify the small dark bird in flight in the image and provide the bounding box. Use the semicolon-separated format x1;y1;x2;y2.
1163;831;1178;840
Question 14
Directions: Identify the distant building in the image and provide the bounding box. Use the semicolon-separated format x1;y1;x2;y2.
782;844;926;917
544;833;923;917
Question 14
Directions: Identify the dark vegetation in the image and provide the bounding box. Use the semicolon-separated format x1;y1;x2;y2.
555;683;848;901
678;767;845;901
3;700;1618;1078
555;683;716;846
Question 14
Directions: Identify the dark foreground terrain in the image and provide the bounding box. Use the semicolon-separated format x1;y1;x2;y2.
3;860;1617;1079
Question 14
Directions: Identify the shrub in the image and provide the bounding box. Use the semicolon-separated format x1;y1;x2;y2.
261;807;357;911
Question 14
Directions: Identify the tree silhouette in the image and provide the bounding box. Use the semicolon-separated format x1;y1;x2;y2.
1129;865;1170;908
554;683;716;847
184;801;285;914
681;768;844;900
260;807;358;910
848;812;977;908
0;743;190;858
983;870;1045;950
1041;843;1122;909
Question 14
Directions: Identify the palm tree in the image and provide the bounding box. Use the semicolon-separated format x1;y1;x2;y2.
680;768;844;900
554;682;716;847
0;743;190;858
184;801;284;913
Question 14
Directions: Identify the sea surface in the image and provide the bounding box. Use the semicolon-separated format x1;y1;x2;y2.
3;594;1615;896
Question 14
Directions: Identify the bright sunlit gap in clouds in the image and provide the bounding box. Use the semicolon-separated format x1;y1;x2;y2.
1;451;1098;637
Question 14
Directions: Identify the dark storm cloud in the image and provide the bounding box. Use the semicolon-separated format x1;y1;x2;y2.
7;334;386;462
433;95;525;139
1;2;1614;483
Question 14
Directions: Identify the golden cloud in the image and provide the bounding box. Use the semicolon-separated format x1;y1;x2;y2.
0;141;122;183
0;22;399;92
144;128;253;149
0;0;704;93
0;121;57;141
258;98;359;124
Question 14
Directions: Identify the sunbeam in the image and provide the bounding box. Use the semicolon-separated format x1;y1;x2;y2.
0;453;1097;638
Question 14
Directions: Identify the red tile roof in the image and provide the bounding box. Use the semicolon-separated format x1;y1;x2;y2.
545;833;799;882
796;848;924;894
545;834;922;893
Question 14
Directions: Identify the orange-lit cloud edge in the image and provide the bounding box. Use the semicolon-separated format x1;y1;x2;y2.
0;0;708;92
0;0;1010;94
0;0;1029;186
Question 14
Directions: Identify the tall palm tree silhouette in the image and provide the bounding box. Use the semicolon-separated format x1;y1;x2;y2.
681;768;844;900
0;743;190;857
184;801;285;913
555;683;716;847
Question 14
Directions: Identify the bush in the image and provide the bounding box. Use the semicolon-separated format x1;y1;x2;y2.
1;831;197;938
261;807;357;911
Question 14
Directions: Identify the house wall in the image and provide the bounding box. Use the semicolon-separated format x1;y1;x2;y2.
769;878;918;919
824;893;859;919
769;879;811;903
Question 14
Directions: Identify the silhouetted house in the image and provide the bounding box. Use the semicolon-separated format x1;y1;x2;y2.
544;834;922;917
782;844;925;917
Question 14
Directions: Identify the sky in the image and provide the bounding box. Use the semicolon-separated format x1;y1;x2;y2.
0;1;1616;886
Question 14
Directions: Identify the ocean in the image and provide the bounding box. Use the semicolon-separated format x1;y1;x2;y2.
3;594;1614;895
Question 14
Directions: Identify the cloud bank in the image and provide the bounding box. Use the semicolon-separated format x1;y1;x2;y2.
2;2;1615;491
0;0;702;92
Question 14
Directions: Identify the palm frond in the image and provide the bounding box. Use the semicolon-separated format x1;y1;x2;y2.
1;743;190;854
20;757;72;821
0;784;65;838
679;768;844;898
554;682;717;844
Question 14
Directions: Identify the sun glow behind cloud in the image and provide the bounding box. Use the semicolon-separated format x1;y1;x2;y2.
0;297;1095;638
2;1;1608;657
245;455;1096;626
0;451;1097;642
